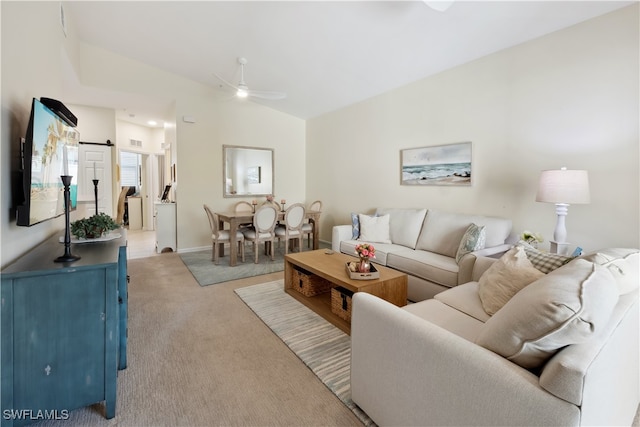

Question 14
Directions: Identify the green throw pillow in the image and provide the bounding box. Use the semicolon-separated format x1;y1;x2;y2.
456;223;486;263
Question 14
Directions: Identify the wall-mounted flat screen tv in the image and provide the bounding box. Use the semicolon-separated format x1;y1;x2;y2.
16;98;79;226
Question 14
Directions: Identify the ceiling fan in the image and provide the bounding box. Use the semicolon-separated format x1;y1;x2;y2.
213;57;287;100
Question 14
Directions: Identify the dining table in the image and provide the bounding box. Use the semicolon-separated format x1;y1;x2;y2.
215;208;321;266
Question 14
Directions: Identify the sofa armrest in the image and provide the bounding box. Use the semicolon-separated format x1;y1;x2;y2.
350;293;580;426
331;224;352;252
473;243;511;258
470;255;499;281
457;252;501;284
457;253;477;284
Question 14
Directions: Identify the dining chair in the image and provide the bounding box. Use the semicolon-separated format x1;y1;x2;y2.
242;204;278;263
234;201;254;214
115;187;129;225
234;201;255;232
275;203;306;254
203;204;245;265
302;200;322;248
261;200;282;212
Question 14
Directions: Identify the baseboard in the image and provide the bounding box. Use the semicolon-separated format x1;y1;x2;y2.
178;245;210;254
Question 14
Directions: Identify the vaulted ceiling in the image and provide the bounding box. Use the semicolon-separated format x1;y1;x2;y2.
63;1;633;126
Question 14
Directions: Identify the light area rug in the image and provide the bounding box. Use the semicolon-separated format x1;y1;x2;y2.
180;243;328;286
180;249;284;286
235;280;376;427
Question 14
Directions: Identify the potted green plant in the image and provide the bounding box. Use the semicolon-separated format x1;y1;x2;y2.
70;213;120;239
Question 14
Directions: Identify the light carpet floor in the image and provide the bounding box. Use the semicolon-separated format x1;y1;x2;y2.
235;281;374;427
32;253;363;427
22;252;640;427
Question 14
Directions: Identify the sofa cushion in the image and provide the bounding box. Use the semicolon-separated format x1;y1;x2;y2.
375;208;428;249
387;249;459;288
519;240;574;274
455;223;486;263
415;210;470;257
476;259;619;370
403;299;484;342
580;248;639;295
358;213;392;244
477;246;545;316
416;210;511;258
470;215;512;248
340;240;407;266
434;282;490;322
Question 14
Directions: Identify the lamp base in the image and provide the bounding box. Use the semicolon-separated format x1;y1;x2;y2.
550;241;571;256
55;253;81;263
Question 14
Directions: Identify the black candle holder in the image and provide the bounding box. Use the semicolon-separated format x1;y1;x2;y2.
55;175;81;263
93;179;99;214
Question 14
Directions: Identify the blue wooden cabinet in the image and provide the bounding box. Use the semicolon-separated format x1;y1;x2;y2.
1;231;127;426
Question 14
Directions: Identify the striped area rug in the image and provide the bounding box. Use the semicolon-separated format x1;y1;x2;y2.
235;280;375;427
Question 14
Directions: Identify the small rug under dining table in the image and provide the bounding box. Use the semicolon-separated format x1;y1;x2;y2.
179;242;330;286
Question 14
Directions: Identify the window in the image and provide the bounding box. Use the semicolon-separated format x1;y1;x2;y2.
120;151;141;189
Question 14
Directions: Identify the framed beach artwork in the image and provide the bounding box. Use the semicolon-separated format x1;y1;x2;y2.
401;142;472;186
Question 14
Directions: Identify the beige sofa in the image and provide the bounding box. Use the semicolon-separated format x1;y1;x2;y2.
332;208;512;301
350;248;640;426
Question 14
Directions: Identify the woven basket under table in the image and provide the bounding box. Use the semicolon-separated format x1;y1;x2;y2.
292;268;332;297
331;286;354;322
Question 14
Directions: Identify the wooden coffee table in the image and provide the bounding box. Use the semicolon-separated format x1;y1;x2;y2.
284;250;407;334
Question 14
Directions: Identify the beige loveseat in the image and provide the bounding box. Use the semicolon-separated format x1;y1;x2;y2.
350;247;640;426
332;208;512;301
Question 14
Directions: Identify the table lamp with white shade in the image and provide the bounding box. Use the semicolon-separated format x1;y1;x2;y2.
535;167;590;255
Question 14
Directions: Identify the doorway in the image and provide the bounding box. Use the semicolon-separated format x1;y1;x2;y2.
119;150;167;256
120;150;144;230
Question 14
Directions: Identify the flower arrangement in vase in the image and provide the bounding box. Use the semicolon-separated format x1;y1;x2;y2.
355;243;376;273
521;230;544;248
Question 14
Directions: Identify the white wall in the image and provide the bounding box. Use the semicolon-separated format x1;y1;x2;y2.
306;5;639;253
76;43;306;251
0;3;306;264
116;121;163;155
174;94;305;251
67;104;117;218
2;3;637;267
1;2;81;267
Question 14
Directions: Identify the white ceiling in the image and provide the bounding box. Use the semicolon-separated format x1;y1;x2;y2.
63;1;633;128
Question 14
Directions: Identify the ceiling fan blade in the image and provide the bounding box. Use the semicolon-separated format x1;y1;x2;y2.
214;58;286;101
248;90;287;100
212;72;240;91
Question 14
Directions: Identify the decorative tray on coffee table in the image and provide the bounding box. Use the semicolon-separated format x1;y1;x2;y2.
345;262;380;280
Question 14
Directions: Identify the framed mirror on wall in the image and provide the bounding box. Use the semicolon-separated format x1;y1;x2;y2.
223;145;274;197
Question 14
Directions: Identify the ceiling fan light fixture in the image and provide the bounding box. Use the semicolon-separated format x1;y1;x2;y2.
214;57;286;101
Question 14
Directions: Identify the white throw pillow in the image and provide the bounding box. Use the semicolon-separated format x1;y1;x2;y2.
455;223;486;263
476;259;619;370
358;213;392;244
477;246;545;315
